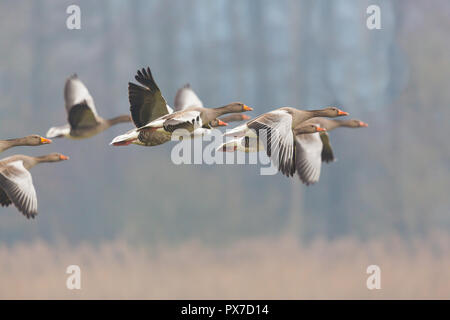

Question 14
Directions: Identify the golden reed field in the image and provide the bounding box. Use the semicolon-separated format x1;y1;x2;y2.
1;234;449;299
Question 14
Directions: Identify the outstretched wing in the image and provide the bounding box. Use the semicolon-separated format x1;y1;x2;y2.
46;124;71;139
129;67;172;128
320;132;335;163
162;110;203;133
0;161;38;219
174;84;203;111
0;187;12;207
68;102;100;129
64;74;98;116
294;132;323;185
247;110;296;177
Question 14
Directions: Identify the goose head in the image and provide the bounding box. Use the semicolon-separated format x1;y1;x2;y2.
25;135;52;146
318;107;349;117
294;124;326;135
209;119;229;127
41;153;70;162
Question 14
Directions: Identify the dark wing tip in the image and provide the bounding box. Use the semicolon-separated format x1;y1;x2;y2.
320;132;335;163
24;210;38;219
128;82;148;128
135;66;156;89
0;189;12;207
322;153;335;163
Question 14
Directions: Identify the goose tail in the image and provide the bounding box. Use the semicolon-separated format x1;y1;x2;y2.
46;125;70;138
110;129;139;146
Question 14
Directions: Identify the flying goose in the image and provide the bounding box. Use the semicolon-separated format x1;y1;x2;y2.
0;135;52;153
224;106;348;184
0;153;69;219
46;74;131;139
111;67;252;146
223;117;367;185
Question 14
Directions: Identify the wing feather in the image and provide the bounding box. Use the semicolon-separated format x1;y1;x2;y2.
162;110;203;133
295;132;323;185
320;132;335;163
0;161;38;219
68;102;99;129
174;84;204;111
247;110;296;177
129;67;171;128
64;74;98;116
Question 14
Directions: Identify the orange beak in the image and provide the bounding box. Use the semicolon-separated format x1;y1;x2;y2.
217;120;228;126
241;114;251;120
359;121;368;127
338;109;349;116
40;137;52;144
59;154;70;160
243;105;253;111
316;126;327;132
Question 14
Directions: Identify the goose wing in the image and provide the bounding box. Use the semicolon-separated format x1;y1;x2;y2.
64;75;100;129
0;188;12;207
247;110;296;177
0;161;38;219
319;131;335;163
162;110;203;132
294;132;323;185
129;67;172;128
67;102;100;129
65;74;98;116
137;109;203;133
174;84;203;111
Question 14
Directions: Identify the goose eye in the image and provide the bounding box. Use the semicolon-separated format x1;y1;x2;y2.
196;116;200;122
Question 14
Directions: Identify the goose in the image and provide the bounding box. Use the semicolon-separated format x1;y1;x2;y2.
0;153;69;219
111;67;252;146
223;106;348;184
174;84;251;124
222;118;367;185
46;74;131;139
0;135;52;153
137;102;252;133
220;123;326;153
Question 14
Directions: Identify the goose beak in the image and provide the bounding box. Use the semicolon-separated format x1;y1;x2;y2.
243;105;253;111
359;121;368;127
338;109;349;116
241;114;251;120
316;126;327;132
217;120;228;126
40;137;52;144
59;154;70;160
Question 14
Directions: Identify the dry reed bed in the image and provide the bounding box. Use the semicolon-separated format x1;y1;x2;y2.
0;234;449;299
